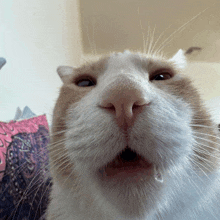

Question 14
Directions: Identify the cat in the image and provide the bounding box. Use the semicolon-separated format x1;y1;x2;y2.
46;49;220;220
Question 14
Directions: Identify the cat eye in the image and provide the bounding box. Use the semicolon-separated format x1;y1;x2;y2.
150;70;173;81
75;77;96;87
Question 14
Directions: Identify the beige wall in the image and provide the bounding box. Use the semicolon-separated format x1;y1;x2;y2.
185;62;220;102
79;0;220;57
185;62;220;123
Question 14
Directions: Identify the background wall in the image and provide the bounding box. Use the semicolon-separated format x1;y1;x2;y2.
0;0;83;124
80;0;220;57
0;0;220;124
184;62;220;123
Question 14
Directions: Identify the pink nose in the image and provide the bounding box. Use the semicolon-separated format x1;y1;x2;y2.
99;76;150;130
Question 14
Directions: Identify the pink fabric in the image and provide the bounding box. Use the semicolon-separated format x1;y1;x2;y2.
0;115;49;181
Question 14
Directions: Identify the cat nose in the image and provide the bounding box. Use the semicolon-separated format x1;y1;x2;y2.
99;75;150;130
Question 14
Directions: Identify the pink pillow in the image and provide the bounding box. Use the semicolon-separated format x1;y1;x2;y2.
0;115;51;220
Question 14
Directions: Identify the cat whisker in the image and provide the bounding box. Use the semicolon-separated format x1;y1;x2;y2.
48;138;67;149
62;169;75;190
150;23;173;57
27;180;46;220
48;130;67;138
7;168;48;220
147;24;156;55
50;156;72;173
137;7;147;54
194;142;220;153
191;118;215;121
33;179;52;220
193;135;220;147
0;162;36;199
192;130;220;141
83;19;97;56
145;23;151;55
191;123;219;130
192;149;218;165
48;142;66;153
154;6;210;55
188;157;210;178
185;162;207;194
193;147;220;159
91;16;97;56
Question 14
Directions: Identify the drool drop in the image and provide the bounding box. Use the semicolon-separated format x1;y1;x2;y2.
154;165;163;183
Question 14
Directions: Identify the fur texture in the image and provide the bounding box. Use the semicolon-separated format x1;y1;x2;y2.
46;50;220;220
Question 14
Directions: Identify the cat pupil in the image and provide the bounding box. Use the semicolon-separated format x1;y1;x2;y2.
77;79;95;87
155;74;164;80
154;73;171;80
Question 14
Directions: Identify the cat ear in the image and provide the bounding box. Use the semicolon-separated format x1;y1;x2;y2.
169;49;187;69
57;66;75;83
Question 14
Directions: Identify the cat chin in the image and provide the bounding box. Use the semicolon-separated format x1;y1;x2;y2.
89;169;166;220
85;145;193;219
88;160;190;220
87;158;162;218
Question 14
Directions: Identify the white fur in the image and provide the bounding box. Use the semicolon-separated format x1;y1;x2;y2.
48;51;220;220
169;49;187;69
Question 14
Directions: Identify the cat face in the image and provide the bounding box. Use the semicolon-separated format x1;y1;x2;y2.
50;50;218;219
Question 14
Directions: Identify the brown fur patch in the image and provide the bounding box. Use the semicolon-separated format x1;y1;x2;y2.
49;57;108;186
155;74;219;171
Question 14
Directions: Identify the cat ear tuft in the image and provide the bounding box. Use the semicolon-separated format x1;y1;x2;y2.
57;66;75;83
169;49;187;69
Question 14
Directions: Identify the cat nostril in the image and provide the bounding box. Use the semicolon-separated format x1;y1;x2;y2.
104;103;116;111
132;100;150;110
100;99;150;116
132;103;140;110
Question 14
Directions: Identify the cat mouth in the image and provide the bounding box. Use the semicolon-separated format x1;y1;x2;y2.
99;147;153;180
